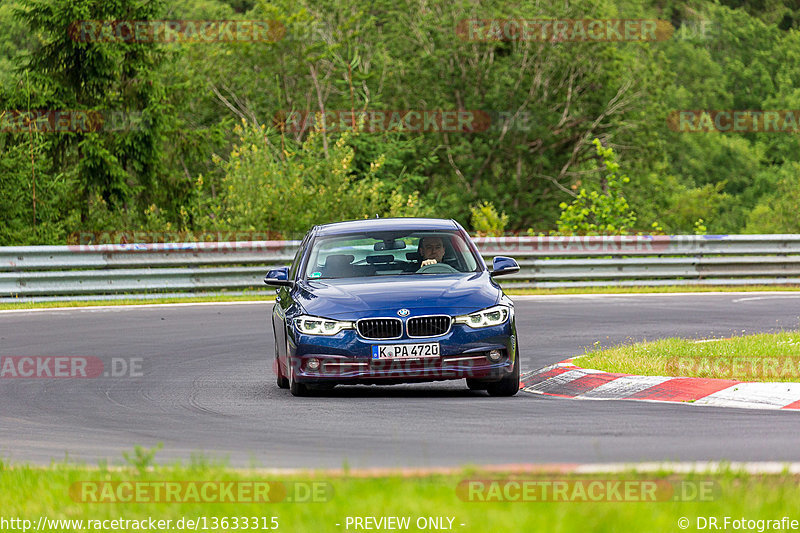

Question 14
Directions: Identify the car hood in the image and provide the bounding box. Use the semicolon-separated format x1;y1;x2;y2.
294;272;501;319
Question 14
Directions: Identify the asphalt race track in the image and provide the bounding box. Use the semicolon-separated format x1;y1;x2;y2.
2;293;800;468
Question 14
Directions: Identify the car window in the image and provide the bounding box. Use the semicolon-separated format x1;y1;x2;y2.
288;236;307;280
304;231;479;280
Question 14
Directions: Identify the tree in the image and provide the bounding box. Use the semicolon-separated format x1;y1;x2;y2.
13;0;168;224
556;139;637;235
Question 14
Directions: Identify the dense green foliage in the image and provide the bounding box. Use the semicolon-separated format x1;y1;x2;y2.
2;0;800;243
556;139;637;235
202;120;432;237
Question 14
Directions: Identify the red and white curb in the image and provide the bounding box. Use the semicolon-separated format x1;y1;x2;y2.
521;360;800;410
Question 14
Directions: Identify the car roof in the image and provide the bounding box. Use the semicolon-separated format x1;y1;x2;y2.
313;218;461;236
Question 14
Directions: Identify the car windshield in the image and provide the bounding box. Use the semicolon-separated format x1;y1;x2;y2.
303;231;480;280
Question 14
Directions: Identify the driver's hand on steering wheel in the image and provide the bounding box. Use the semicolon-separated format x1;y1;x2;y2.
421;259;438;267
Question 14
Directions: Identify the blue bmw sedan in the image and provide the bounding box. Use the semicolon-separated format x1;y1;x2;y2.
264;218;521;397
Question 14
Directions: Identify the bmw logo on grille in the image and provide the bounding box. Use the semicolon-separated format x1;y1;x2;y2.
397;308;410;317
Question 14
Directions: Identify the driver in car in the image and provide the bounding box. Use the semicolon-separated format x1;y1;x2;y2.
419;236;445;267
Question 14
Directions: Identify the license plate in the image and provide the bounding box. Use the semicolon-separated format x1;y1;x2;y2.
372;343;440;359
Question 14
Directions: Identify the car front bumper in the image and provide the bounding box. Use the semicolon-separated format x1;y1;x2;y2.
286;321;517;384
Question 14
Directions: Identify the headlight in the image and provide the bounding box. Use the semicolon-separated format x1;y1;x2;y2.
293;315;354;335
454;305;510;328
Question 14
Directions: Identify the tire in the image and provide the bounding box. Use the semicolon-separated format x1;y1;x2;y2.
486;349;520;397
275;339;289;389
466;378;488;391
289;357;310;397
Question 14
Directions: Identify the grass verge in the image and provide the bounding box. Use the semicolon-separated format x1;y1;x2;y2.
2;458;800;533
509;285;800;296
577;331;800;382
0;293;276;311
3;285;800;311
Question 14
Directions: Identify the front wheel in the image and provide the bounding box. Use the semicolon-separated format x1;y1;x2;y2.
486;350;520;397
275;338;289;389
289;357;310;397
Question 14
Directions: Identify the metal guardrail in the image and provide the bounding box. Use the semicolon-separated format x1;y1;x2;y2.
2;235;800;298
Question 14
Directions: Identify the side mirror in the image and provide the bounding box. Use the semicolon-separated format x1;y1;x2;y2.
264;266;294;287
490;256;520;277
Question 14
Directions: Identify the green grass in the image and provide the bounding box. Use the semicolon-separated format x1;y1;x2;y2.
577;331;800;382
0;293;276;311
508;285;800;296
2;458;800;533
3;285;800;311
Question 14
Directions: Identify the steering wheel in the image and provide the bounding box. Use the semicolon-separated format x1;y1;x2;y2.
416;262;458;274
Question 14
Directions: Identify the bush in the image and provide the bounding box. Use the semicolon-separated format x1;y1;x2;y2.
195;120;432;237
744;162;800;233
470;201;509;236
556;139;637;235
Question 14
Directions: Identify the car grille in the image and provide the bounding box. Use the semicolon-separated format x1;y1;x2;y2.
357;318;402;339
407;315;451;337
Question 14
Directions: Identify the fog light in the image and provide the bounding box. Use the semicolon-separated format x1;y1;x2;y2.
306;358;321;371
487;350;502;362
